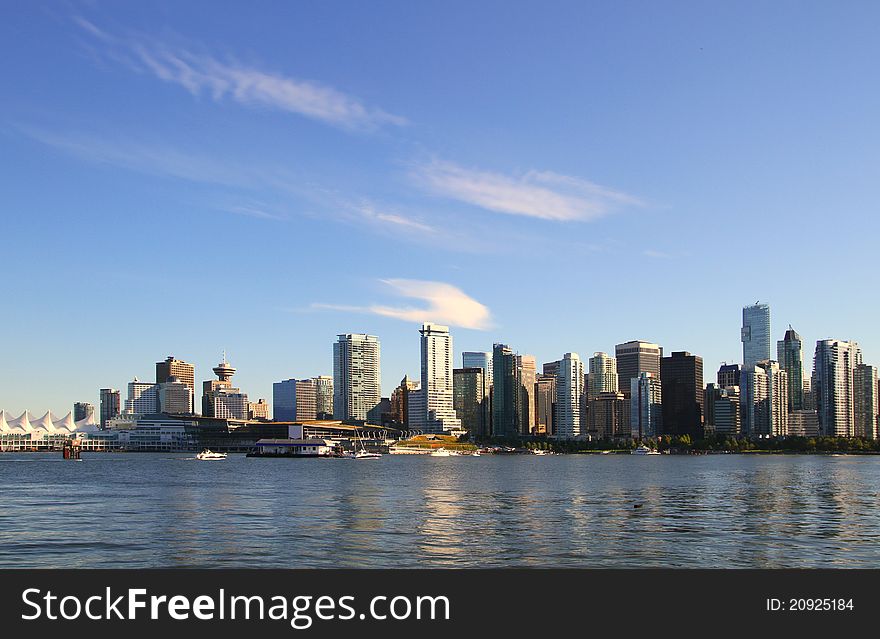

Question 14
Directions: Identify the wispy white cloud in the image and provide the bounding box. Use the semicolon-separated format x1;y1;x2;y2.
72;16;406;132
313;279;493;330
411;159;643;222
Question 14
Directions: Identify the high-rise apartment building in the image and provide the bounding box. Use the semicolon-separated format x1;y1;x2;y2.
813;339;861;437
333;334;381;421
99;388;120;427
312;376;334;419
390;375;419;427
555;352;584;439
589;352;618;400
660;351;704;438
419;323;461;433
73;402;95;423
631;372;662;439
742;303;771;368
589;392;627;439
777;327;804;411
492;344;519;438
156;356;196;413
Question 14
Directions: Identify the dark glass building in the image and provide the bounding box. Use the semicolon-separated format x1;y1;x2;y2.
660;351;704;438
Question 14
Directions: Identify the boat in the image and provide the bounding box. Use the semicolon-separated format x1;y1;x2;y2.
532;449;550;455
196;449;227;460
631;445;660;456
346;425;382;459
470;451;481;457
430;448;453;457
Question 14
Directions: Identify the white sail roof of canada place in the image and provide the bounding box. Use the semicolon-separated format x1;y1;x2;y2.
53;411;76;432
0;410;100;435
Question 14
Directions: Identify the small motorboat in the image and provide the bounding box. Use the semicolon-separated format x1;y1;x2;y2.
196;449;227;460
631;445;660;456
430;448;452;457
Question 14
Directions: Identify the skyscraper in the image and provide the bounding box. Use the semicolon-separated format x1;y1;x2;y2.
125;378;158;415
312;376;334;418
589;391;627;439
453;367;486;436
156;356;196;413
813;339;861;437
631;372;662;439
853;363;878;440
462;351;493;387
741;303;771;368
273;379;317;421
777;327;804;411
99;388;120;428
418;323;461;433
202;357;235;417
660;351;704;438
589;352;618;400
390;375;419;427
157;376;193;414
517;354;536;434
555;352;583;439
535;373;556;435
492;344;519;438
333;333;381;421
717;363;741;388
73;402;95;423
615;340;662;395
704;384;741;436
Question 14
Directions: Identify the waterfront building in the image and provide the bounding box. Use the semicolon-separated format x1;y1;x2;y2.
99;388;121;428
462;351;493;388
73;402;95;423
333;333;381;421
589;391;627;439
853;363;879;439
660;351;704;438
631;372;662;439
156;356;196;413
555;352;584;439
535;373;556;435
157;376;194;414
518;354;537;434
312;375;334;419
740;360;788;436
453;367;486;436
407;384;426;431
717;363;741;388
742;303;771;368
390;375;420;427
813;339;861;437
125;378;158;415
248;398;270;420
273;378;317;421
589;352;618;400
418;323;461;433
367;397;393;426
202;357;236;417
492;344;520;438
704;384;741;436
777;327;805;411
212;388;249;420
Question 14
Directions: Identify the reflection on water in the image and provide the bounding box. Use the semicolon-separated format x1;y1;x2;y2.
1;453;879;568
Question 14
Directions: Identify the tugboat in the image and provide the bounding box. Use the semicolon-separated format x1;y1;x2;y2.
196;449;227;460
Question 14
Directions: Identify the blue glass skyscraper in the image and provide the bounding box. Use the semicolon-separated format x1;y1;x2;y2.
741;302;771;368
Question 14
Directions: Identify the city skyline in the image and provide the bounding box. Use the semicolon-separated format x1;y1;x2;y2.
3;3;880;414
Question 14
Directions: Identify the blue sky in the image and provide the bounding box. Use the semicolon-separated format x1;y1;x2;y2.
2;1;879;415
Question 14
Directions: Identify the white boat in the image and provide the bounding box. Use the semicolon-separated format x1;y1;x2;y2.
196;449;227;460
430;448;453;457
631;445;660;456
532;449;550;455
470;451;481;457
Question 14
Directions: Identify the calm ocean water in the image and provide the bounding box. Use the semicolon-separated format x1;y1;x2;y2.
1;452;878;568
